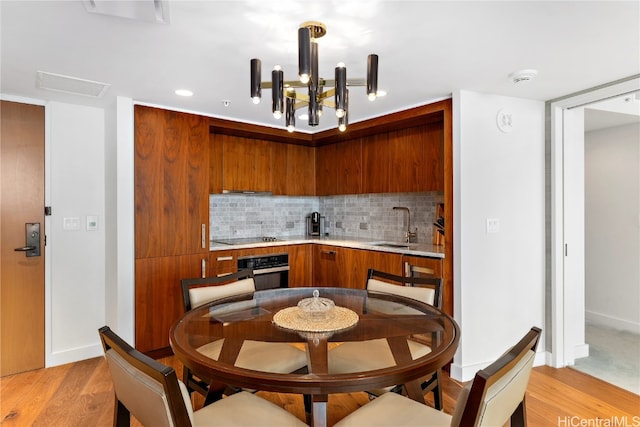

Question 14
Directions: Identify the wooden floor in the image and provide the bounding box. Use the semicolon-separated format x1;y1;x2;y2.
1;355;638;426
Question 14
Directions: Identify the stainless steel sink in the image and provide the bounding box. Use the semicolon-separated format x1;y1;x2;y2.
371;242;413;249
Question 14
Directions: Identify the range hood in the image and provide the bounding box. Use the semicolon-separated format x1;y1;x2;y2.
222;190;273;196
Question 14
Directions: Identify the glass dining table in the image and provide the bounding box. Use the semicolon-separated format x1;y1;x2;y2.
170;287;460;427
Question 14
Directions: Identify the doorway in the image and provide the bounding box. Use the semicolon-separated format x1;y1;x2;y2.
0;100;46;376
549;76;640;370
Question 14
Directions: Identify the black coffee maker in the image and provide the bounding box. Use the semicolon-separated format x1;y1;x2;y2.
306;211;324;236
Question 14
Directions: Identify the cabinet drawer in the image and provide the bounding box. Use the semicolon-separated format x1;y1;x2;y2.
402;255;443;278
210;251;237;276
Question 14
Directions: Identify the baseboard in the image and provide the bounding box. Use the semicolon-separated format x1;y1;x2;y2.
586;310;640;334
46;343;104;368
574;343;589;360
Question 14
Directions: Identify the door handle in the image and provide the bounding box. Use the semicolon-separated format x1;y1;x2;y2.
14;223;41;257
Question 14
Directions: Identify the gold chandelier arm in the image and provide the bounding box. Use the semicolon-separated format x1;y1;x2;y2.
261;78;366;90
321;99;336;109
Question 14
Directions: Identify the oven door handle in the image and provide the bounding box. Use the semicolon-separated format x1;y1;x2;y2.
252;266;290;275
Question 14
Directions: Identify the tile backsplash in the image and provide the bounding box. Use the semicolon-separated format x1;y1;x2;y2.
210;192;444;243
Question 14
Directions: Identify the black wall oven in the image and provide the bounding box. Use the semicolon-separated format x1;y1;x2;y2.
237;253;289;290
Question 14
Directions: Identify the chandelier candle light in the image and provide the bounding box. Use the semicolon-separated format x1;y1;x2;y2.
250;21;379;133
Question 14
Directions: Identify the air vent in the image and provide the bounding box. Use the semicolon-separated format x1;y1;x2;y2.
36;71;110;98
82;0;170;24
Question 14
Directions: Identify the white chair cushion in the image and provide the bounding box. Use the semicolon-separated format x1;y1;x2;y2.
334;391;452;427
477;349;535;426
198;339;307;373
367;278;435;305
193;391;307;426
105;348;173;427
189;278;256;309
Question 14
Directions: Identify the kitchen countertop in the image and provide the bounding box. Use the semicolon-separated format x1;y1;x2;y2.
210;235;445;258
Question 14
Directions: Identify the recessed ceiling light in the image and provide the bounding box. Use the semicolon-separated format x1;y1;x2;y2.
175;89;193;97
509;69;538;84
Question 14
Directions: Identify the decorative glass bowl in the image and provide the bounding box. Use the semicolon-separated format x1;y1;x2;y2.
298;290;335;321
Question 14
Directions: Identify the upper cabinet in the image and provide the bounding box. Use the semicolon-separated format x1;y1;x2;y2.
388;123;443;193
210;133;316;196
134;105;210;259
315;123;443;196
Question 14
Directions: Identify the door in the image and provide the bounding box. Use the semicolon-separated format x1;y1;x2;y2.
0;100;45;376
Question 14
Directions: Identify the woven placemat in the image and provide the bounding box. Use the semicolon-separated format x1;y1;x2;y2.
273;306;359;333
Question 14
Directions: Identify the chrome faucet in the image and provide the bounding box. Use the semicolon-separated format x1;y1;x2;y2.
392;207;417;243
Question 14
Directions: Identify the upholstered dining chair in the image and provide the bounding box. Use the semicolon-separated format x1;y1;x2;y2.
328;268;445;408
334;326;541;427
180;269;307;397
98;326;307;427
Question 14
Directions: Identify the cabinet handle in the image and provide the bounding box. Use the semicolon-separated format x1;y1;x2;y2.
201;259;206;278
201;224;206;249
217;256;233;261
322;250;336;255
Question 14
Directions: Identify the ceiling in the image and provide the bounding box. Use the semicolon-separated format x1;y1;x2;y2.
1;1;639;134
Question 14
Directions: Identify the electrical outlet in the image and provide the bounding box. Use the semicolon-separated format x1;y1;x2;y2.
486;218;500;234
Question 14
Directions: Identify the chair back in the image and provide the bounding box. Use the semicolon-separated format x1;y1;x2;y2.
452;326;541;427
181;269;255;311
98;326;193;427
366;268;443;308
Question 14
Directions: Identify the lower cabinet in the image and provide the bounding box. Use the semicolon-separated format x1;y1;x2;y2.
135;254;206;354
313;245;403;288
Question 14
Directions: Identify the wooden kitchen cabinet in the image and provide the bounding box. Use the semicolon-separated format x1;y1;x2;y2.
336;138;362;195
313;244;343;287
313;245;403;288
135;254;206;354
134;106;210;259
286;144;315;196
388;123;443;193
221;134;272;192
134;106;210;354
287;244;312;286
362;133;389;193
315;144;338;196
402;255;443;278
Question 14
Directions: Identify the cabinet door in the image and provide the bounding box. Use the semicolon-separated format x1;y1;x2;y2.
315;144;338;196
402;255;443;278
134;106;209;258
362;133;389;193
135;254;205;353
209;133;223;193
288;244;312;287
313;245;342;286
348;249;403;289
421;122;444;191
222;135;272;192
271;142;288;195
388;126;424;193
336;138;362;195
287;144;315;196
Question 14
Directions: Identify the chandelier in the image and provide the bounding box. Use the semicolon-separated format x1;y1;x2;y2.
250;21;379;133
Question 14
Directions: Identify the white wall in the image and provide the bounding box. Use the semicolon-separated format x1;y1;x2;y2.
585;123;640;332
47;101;106;366
451;90;546;381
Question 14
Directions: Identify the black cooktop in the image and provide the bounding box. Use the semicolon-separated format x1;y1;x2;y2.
212;236;281;245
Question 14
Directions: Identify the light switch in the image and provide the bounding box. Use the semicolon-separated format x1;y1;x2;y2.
486;218;500;234
63;217;81;231
86;215;98;231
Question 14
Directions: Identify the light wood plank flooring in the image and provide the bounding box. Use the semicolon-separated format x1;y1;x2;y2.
1;355;638;426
